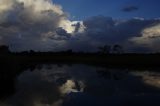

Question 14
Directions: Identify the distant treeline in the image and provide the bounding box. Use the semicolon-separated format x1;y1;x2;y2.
1;45;160;69
0;44;124;55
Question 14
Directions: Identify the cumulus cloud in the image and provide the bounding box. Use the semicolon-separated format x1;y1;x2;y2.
130;23;160;52
0;0;160;52
67;16;160;52
0;0;76;51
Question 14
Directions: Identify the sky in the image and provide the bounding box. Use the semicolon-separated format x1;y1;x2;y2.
54;0;160;20
0;0;160;52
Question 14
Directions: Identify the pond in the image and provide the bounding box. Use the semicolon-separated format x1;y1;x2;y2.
1;64;160;106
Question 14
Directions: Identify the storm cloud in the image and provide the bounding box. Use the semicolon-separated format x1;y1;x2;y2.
68;16;160;52
0;0;160;52
0;0;76;51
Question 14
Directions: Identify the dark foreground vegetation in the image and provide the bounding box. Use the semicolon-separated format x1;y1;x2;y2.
3;53;160;68
1;45;160;69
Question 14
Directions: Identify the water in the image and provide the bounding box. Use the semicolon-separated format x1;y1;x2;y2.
1;64;160;106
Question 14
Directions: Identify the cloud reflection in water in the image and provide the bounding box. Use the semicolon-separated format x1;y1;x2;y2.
1;64;160;106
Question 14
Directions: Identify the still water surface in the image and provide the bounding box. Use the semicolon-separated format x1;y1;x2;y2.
1;64;160;106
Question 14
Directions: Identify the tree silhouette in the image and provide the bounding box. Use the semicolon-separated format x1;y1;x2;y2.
98;44;111;54
0;45;10;54
112;44;123;54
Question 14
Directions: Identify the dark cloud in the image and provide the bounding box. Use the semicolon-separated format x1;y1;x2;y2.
0;0;160;52
0;0;75;51
122;6;139;12
66;16;160;52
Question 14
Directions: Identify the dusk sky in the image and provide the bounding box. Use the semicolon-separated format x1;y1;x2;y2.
0;0;160;52
54;0;160;20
